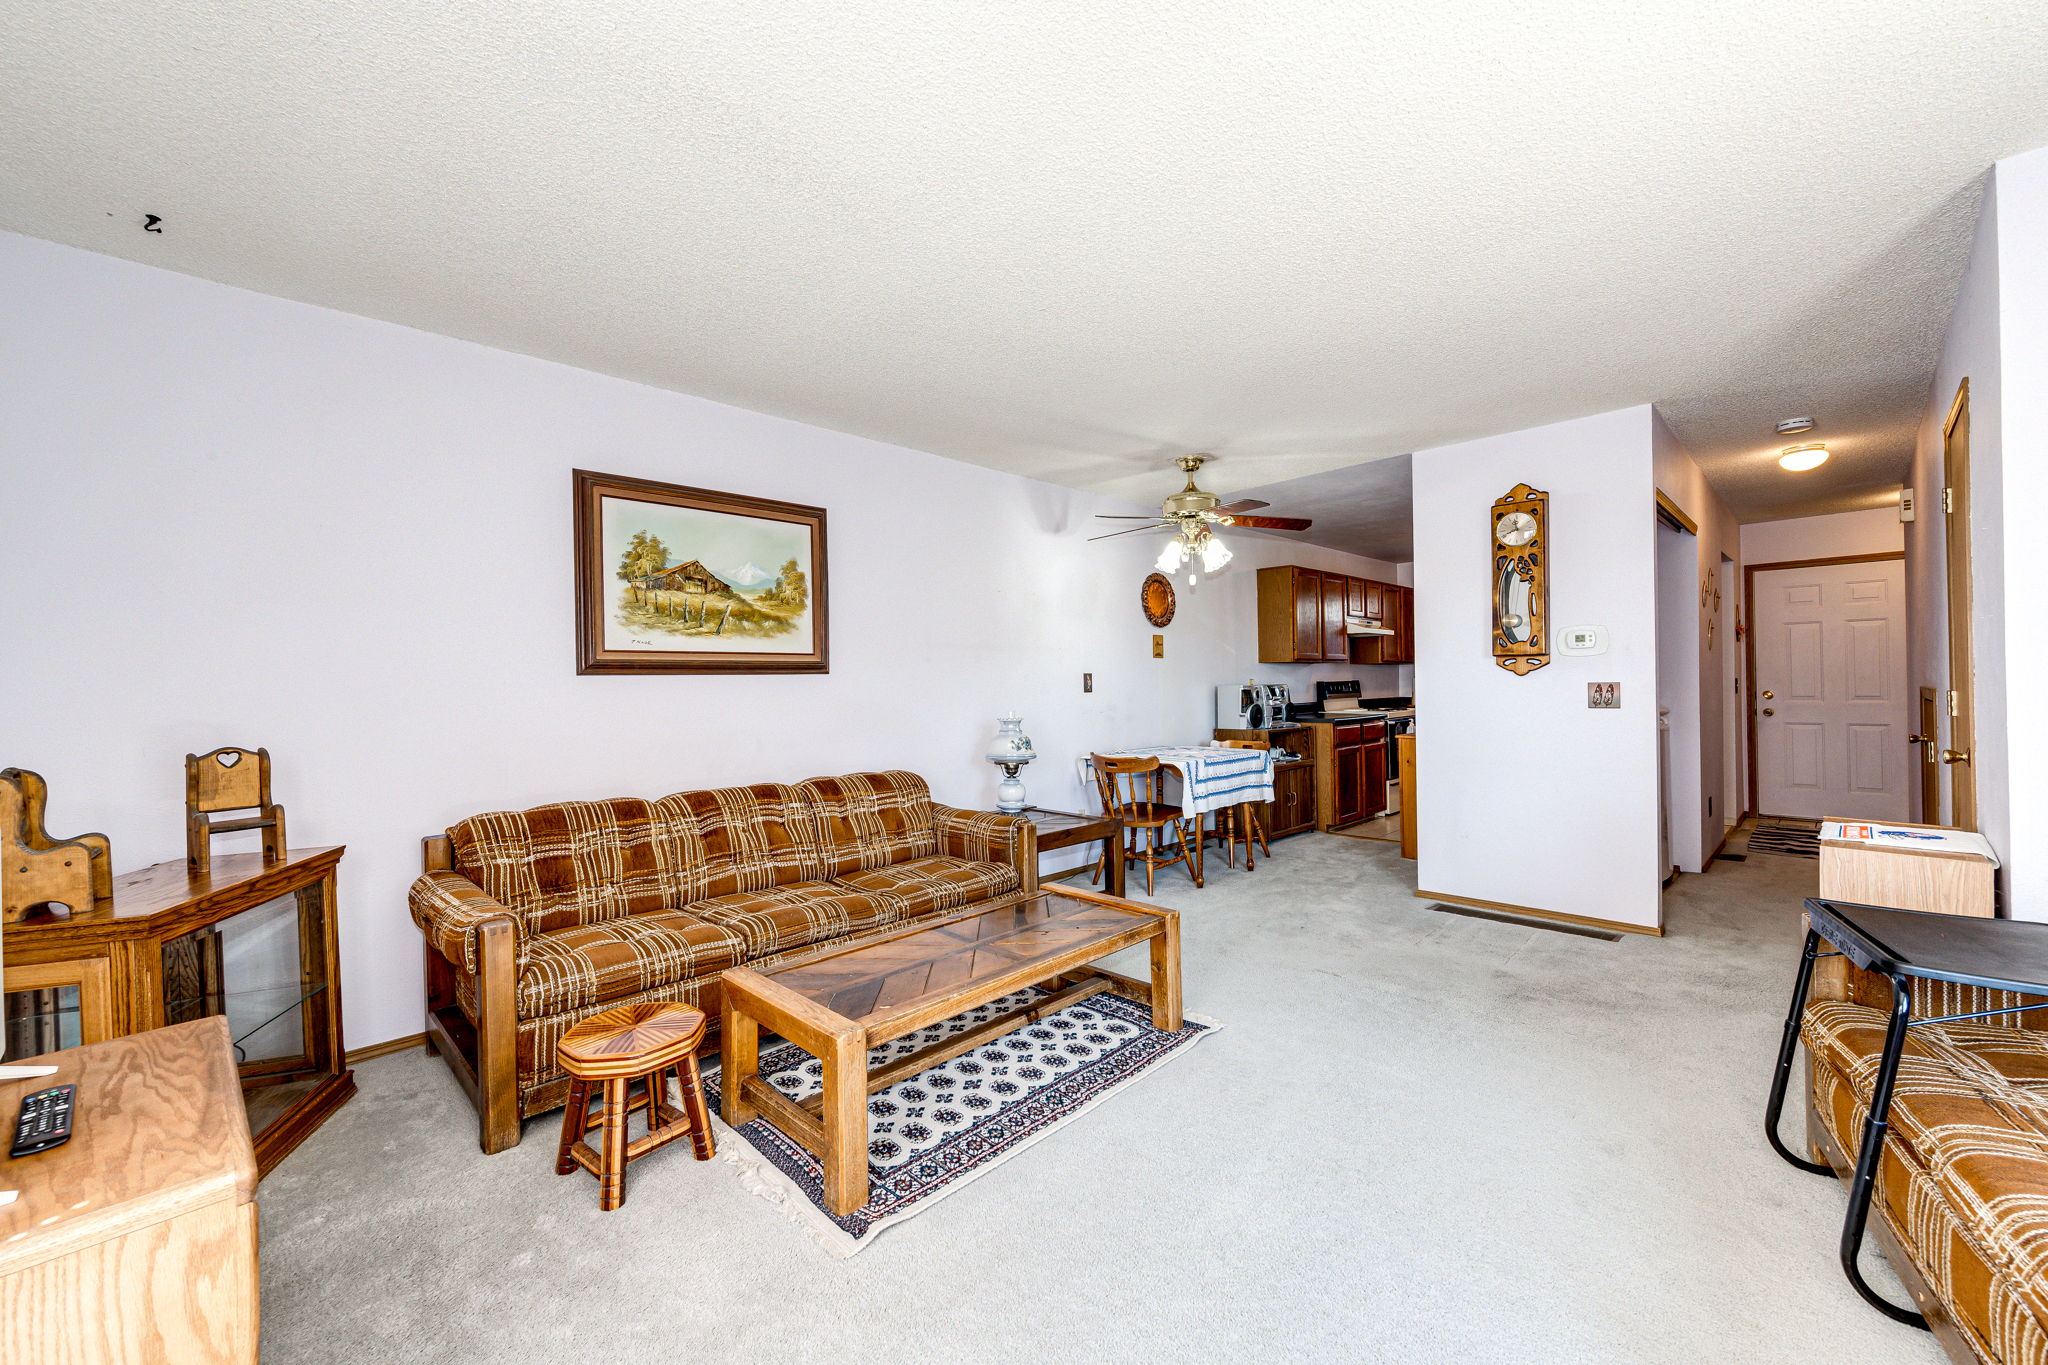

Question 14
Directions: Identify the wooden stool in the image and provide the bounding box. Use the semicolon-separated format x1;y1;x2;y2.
554;1001;714;1211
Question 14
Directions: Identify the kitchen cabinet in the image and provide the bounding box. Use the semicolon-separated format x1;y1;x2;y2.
1319;573;1347;660
1259;567;1414;665
1310;718;1388;829
1211;727;1316;839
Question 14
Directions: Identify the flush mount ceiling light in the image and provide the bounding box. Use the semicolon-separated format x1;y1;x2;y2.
1778;443;1830;472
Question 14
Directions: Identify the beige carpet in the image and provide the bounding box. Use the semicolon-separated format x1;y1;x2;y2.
255;836;1942;1364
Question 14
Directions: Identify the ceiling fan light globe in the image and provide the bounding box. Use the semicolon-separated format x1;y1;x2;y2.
1154;538;1189;574
1199;535;1233;574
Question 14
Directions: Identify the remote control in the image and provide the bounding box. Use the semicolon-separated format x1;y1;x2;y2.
10;1085;76;1158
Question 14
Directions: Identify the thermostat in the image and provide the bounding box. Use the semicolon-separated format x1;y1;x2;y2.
1560;625;1608;655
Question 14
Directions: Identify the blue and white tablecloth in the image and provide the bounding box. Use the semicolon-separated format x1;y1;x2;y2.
1080;745;1275;816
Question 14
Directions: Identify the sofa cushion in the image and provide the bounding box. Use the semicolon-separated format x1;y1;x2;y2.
1804;1000;2048;1335
451;798;683;938
685;881;903;957
831;855;1020;920
795;771;939;878
1809;1038;2048;1365
653;783;824;901
515;909;747;1016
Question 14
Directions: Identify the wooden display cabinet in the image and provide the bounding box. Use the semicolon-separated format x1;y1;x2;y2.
2;846;353;1176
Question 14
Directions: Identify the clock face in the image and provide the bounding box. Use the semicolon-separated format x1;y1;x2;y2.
1495;511;1538;547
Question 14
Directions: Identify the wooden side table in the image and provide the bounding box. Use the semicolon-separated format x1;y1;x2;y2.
1018;806;1123;897
0;1016;259;1363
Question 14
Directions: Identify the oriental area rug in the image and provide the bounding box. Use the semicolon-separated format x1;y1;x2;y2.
699;987;1220;1256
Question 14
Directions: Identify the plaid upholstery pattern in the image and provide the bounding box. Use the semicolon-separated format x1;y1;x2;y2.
685;882;904;957
833;855;1021;920
449;798;676;937
1806;1000;2048;1359
933;803;1027;866
516;910;746;1016
654;783;822;900
795;771;940;878
409;871;520;973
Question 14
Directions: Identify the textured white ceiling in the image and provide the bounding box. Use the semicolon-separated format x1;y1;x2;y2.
4;2;2046;521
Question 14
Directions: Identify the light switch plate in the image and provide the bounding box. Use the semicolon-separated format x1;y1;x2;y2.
1560;625;1608;655
1588;682;1621;708
1082;673;1093;693
1151;635;1164;658
1900;488;1916;522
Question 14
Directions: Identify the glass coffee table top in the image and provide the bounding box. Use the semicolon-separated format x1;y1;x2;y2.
764;890;1154;1027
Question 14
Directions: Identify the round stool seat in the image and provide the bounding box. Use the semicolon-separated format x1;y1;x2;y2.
558;1001;706;1080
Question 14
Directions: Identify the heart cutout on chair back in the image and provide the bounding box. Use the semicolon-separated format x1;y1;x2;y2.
215;751;241;768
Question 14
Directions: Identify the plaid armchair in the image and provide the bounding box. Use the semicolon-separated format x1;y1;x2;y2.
410;771;1031;1152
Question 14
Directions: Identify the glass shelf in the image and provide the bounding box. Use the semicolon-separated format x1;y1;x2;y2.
163;981;328;1055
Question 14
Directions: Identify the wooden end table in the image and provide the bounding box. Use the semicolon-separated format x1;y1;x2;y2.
720;884;1181;1215
1019;805;1124;898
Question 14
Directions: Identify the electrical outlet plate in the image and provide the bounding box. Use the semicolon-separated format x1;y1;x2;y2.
1082;673;1093;693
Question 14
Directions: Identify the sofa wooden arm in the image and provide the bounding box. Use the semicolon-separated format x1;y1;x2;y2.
932;804;1034;882
409;870;521;974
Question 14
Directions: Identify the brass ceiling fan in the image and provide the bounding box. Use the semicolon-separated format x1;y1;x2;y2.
1090;455;1314;575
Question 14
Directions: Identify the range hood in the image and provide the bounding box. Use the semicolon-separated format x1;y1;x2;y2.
1344;621;1395;637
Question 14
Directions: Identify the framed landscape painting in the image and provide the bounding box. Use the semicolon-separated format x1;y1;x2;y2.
574;469;828;674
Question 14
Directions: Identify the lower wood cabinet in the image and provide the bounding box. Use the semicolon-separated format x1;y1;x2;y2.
1266;761;1316;837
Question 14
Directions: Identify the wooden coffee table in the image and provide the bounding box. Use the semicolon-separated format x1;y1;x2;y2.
719;885;1182;1215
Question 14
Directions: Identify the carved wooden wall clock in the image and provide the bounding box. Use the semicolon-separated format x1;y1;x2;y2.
1140;572;1177;627
1491;484;1549;674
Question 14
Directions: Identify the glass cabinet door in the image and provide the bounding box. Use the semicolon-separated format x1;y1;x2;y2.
162;876;340;1141
1;957;114;1060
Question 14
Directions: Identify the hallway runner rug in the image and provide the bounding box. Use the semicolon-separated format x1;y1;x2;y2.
1747;818;1822;859
700;987;1220;1256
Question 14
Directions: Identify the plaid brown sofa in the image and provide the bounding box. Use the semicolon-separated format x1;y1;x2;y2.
1803;960;2048;1364
410;771;1032;1152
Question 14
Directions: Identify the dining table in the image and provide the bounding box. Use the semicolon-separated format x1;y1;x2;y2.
1079;745;1277;817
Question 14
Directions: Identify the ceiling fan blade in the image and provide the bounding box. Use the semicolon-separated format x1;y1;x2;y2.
1221;514;1314;531
1093;514;1168;520
1211;499;1269;514
1086;522;1172;542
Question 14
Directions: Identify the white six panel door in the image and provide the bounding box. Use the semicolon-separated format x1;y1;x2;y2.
1752;559;1909;821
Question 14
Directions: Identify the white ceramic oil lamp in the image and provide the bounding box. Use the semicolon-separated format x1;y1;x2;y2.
985;713;1037;813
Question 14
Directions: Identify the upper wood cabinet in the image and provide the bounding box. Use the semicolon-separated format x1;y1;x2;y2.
1258;566;1414;665
1319;573;1346;660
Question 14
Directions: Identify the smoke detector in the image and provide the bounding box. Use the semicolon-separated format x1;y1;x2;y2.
1775;417;1816;435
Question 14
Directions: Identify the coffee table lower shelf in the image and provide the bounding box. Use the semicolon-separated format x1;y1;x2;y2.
719;885;1182;1215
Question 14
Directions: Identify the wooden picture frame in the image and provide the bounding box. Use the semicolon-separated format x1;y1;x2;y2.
574;469;829;674
1490;483;1549;675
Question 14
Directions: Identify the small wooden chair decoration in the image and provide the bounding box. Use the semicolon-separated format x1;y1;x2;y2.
186;747;287;873
2;768;113;923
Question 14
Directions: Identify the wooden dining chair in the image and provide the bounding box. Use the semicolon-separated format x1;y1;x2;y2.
1089;754;1203;894
1208;739;1274;871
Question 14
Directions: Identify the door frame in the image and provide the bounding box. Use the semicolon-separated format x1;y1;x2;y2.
1917;686;1942;823
1742;550;1907;819
1943;379;1977;830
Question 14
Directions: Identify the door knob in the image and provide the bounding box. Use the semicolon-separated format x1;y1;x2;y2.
1941;749;1971;765
1761;689;1775;700
1907;733;1929;744
1761;707;1775;716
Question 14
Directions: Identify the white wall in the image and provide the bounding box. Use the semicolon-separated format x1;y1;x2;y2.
1652;412;1741;860
1412;406;1662;930
1991;147;2048;918
1741;508;1902;565
0;230;1401;1046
